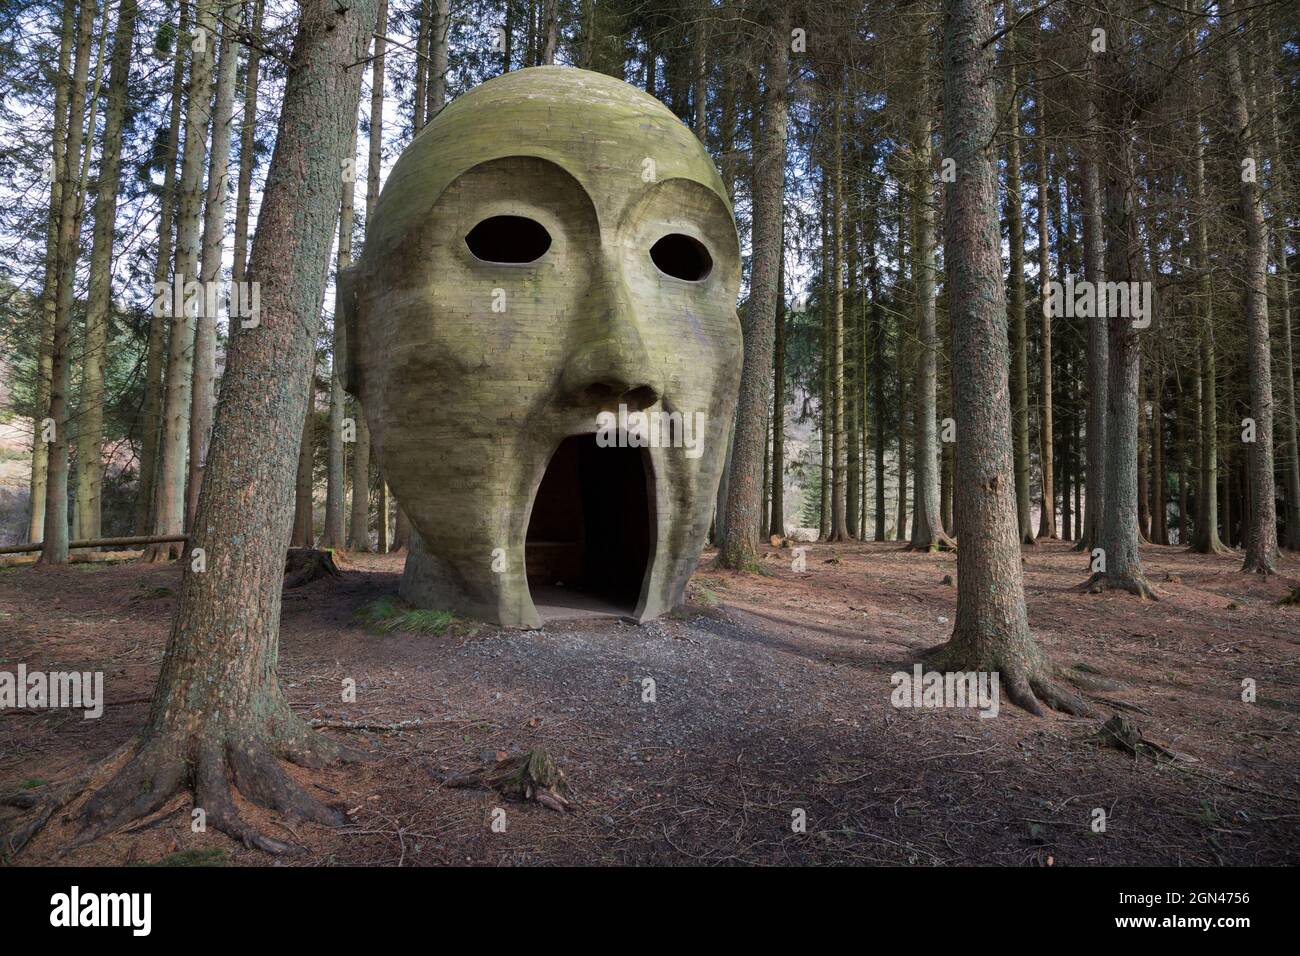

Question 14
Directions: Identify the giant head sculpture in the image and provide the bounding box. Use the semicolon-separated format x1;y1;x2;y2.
340;67;742;628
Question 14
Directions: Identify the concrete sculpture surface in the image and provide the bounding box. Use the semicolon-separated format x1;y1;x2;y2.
340;66;742;628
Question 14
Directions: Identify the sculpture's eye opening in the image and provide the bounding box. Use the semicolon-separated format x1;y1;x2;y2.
465;215;552;263
650;233;712;281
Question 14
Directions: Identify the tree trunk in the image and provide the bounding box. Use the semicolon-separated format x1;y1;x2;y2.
231;0;264;284
847;205;861;540
136;0;189;535
540;0;558;65
349;0;387;553
413;0;430;131
27;0;76;544
188;2;239;525
1150;347;1168;544
40;0;97;565
1078;48;1106;553
324;117;359;550
291;390;314;547
348;413;371;550
143;0;217;562
908;34;952;551
1224;0;1278;573
769;225;786;538
429;0;449;116
895;364;908;541
1264;24;1300;551
1004;39;1034;545
75;0;138;545
1033;26;1055;540
930;0;1087;716
872;232;886;540
79;0;382;854
376;481;390;553
1190;113;1228;554
829;86;849;541
1087;11;1155;597
717;4;788;569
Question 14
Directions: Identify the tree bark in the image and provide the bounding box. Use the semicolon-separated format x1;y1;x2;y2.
908;31;953;551
40;0;97;565
769;223;786;538
349;0;387;553
429;0;449;116
136;0;188;535
413;0;430;131
291;389;314;547
829;84;849;541
718;2;788;569
79;0;382;854
1003;34;1034;544
1224;0;1278;573
1086;9;1155;597
75;0;139;545
187;1;239;525
1264;23;1300;551
930;0;1087;716
540;0;558;64
1190;113;1228;554
324;116;359;550
1033;24;1055;540
1078;45;1106;553
143;0;216;562
231;0;264;284
27;0;76;544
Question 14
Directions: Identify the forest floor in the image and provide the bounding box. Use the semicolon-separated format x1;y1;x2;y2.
2;539;1298;866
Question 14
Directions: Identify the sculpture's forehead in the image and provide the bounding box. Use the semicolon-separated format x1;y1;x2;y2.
366;68;731;261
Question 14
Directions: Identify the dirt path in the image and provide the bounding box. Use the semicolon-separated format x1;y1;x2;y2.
2;541;1297;865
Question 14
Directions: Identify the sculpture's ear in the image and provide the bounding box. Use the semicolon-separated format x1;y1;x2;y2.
337;264;362;396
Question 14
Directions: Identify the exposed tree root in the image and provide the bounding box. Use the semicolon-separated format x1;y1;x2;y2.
0;771;94;860
1059;664;1122;693
1091;714;1176;762
905;532;956;553
1079;571;1160;600
138;541;184;563
44;722;369;857
284;548;342;589
1187;540;1233;556
922;642;1095;718
1240;553;1277;575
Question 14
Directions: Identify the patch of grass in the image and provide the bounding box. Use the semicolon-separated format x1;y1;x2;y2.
133;585;174;600
140;847;228;867
354;596;455;636
695;588;720;607
18;778;45;790
693;575;728;591
1173;800;1222;828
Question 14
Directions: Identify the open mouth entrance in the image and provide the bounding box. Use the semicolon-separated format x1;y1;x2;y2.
525;434;653;622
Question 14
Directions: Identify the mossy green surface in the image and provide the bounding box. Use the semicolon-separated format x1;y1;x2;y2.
341;67;743;628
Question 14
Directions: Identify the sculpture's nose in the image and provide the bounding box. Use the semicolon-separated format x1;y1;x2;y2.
560;261;662;411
